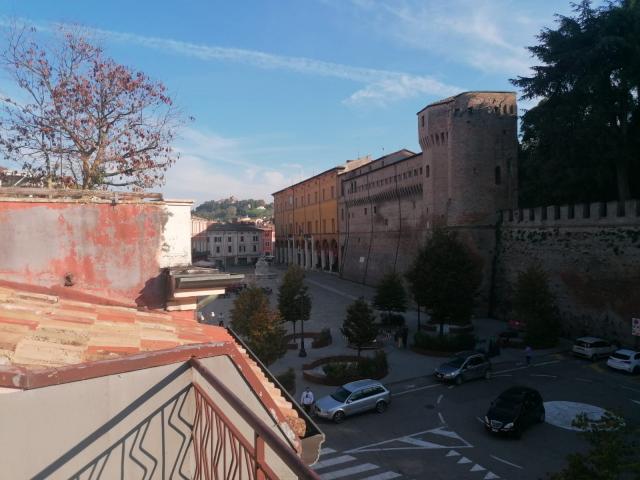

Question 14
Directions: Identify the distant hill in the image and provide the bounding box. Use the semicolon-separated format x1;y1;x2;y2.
194;197;273;222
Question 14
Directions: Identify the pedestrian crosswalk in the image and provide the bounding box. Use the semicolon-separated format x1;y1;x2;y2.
312;447;403;480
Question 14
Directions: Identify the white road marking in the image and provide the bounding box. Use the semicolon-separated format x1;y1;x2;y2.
529;374;558;378
394;383;441;396
484;472;500;479
437;394;443;404
448;385;455;389
631;399;640;406
361;472;402;480
490;454;523;469
535;360;561;366
319;463;378;479
312;455;356;470
457;457;471;464
438;412;446;424
476;416;485;424
446;450;460;457
621;386;640;394
405;384;416;389
346;426;472;453
470;464;486;472
320;447;336;455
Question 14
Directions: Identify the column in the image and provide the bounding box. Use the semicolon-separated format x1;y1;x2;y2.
310;239;315;270
320;249;326;270
329;250;334;272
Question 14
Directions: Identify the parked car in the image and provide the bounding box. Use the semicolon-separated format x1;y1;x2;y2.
572;337;617;360
434;351;491;385
484;386;545;438
606;349;640;374
508;319;527;331
498;329;524;348
314;379;391;423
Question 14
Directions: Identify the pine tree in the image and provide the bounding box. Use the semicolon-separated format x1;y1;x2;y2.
277;265;311;340
341;298;378;359
373;272;407;318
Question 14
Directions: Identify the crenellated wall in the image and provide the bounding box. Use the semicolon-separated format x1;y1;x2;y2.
495;199;640;343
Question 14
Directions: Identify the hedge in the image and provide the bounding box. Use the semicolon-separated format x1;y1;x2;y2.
413;331;475;352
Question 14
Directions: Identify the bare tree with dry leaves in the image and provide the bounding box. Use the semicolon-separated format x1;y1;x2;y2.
0;25;186;189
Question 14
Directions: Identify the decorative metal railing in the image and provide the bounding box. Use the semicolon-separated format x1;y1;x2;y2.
31;358;319;480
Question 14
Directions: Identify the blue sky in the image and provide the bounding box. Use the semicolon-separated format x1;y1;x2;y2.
0;1;592;204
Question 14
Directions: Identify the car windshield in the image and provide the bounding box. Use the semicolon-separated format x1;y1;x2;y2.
575;340;592;348
611;352;630;360
495;393;523;409
446;357;466;368
331;387;351;403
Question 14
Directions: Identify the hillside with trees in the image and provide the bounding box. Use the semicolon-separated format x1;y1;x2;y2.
194;197;273;222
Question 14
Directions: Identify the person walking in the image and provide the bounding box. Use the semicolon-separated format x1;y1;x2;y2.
300;387;315;414
525;345;532;366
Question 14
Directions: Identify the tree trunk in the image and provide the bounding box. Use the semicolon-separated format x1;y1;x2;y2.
417;306;421;331
292;321;296;343
615;154;631;202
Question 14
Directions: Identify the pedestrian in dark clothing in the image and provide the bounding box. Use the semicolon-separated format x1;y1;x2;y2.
525;345;532;366
401;326;409;348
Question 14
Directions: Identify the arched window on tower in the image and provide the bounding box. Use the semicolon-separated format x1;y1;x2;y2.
495;166;502;185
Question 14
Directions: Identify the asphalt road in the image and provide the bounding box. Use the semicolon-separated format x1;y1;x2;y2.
311;354;640;480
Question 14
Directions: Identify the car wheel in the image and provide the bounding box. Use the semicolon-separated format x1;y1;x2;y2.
538;411;546;423
455;375;463;386
375;401;388;413
333;411;345;424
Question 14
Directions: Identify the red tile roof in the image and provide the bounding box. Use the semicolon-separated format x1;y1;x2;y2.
0;285;306;442
0;286;230;368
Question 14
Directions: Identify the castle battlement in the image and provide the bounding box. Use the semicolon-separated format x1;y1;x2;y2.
501;199;640;227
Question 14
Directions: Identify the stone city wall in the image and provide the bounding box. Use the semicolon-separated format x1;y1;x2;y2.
494;199;640;343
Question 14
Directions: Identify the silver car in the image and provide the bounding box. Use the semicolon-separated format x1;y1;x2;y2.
314;379;391;423
434;351;491;385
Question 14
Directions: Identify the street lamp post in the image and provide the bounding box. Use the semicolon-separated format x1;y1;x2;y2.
298;293;307;357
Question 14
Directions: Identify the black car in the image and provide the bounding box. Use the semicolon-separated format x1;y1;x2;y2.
484;386;545;438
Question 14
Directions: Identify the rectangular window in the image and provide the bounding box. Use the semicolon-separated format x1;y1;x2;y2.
253;235;258;242
240;236;244;242
216;246;220;253
253;245;257;252
323;219;327;233
331;218;335;233
426;166;430;178
228;236;232;242
228;246;232;253
373;206;377;214
307;221;311;233
307;194;310;204
421;115;425;127
314;192;318;202
266;241;270;246
364;207;368;215
315;220;319;232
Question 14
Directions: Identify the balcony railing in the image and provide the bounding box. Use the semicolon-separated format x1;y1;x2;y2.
31;357;320;480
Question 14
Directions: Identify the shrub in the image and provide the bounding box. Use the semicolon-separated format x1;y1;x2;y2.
276;368;296;395
321;351;388;383
312;328;332;348
413;331;475;352
380;313;405;327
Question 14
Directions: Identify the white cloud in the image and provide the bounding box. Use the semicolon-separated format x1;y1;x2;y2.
0;15;462;107
162;127;314;204
340;0;542;77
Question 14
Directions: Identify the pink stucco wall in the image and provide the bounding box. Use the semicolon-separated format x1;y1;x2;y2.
0;200;170;307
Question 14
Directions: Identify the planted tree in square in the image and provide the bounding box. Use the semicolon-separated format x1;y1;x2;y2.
230;286;286;366
277;265;311;340
373;272;407;323
513;265;559;348
341;297;378;359
408;229;482;336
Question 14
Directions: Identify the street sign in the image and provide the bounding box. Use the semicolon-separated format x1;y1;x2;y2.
632;318;640;336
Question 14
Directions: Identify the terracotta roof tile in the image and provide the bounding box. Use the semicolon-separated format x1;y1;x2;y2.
0;285;306;442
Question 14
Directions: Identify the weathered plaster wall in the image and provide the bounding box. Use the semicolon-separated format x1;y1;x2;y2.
495;201;640;343
0;197;192;307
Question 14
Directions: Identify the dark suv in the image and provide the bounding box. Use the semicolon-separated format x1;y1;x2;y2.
434;351;491;385
485;386;545;438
